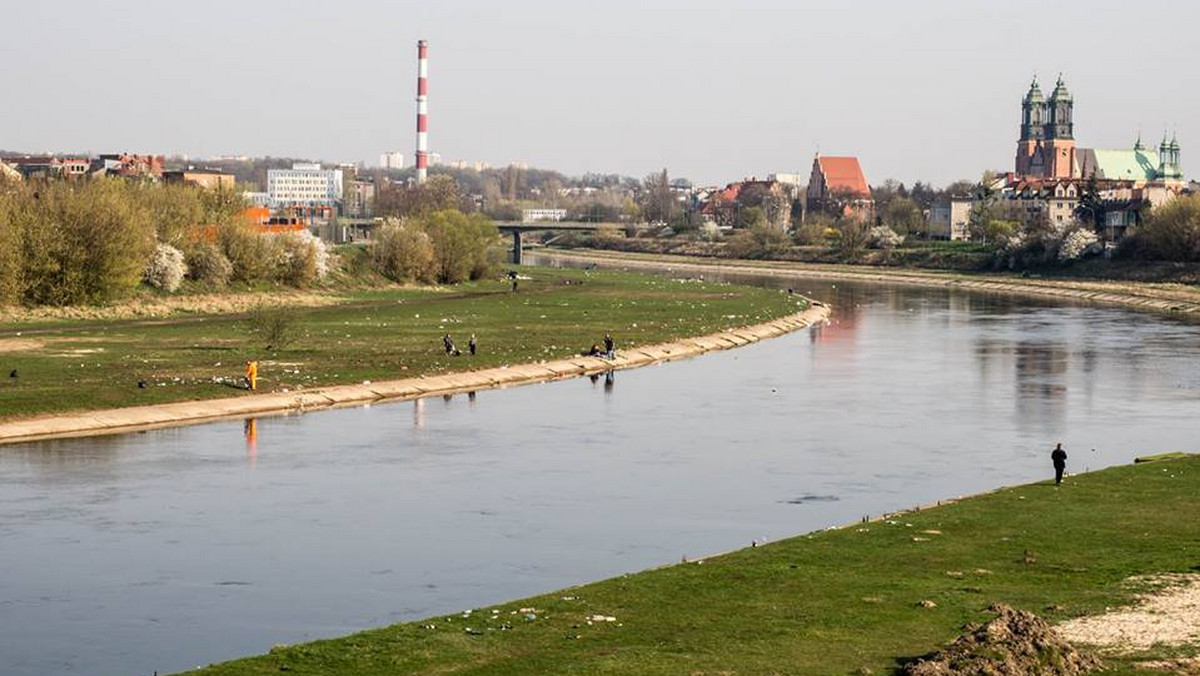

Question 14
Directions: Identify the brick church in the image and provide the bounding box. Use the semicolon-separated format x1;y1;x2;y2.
1014;75;1183;185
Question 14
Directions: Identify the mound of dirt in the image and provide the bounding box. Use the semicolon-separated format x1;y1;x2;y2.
902;604;1102;676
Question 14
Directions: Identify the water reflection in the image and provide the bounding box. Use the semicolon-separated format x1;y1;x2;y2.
243;418;258;468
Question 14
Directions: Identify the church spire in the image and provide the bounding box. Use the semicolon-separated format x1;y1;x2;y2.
1045;74;1074;140
1020;75;1046;142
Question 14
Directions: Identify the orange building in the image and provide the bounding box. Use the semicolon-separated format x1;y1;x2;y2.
805;154;873;219
163;168;236;191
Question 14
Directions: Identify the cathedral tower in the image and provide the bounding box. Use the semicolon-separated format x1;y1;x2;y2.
1015;77;1046;176
1043;75;1076;178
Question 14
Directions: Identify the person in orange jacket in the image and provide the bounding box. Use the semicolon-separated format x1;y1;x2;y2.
245;360;258;391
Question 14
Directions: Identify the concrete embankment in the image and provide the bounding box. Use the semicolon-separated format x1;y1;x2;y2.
0;304;830;446
537;249;1200;315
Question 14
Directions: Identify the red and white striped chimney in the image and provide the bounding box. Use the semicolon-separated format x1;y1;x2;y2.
415;39;429;185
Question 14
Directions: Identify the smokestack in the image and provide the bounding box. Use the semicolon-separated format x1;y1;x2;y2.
415;39;429;185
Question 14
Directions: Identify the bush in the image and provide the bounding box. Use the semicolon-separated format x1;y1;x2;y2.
218;222;278;284
726;224;790;259
1122;195;1200;261
420;210;500;283
1058;227;1100;262
867;225;904;250
275;233;327;288
137;183;205;247
143;243;187;292
792;217;829;246
698;222;722;242
186;243;234;288
0;189;26;305
370;220;436;283
247;304;300;351
833;219;869;255
24;179;156;305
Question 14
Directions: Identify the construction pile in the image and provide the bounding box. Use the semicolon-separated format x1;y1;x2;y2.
903;604;1102;676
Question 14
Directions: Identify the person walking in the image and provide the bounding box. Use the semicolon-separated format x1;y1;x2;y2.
468;334;477;356
1051;443;1067;485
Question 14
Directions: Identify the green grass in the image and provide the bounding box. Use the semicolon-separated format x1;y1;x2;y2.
187;457;1200;676
0;266;803;421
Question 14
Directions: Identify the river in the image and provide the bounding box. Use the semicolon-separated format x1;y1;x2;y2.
2;261;1199;676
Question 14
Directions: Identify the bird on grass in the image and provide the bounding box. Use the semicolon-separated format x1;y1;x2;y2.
8;369;16;379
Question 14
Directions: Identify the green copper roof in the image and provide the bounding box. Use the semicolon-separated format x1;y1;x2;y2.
1048;75;1072;102
1024;77;1044;103
1087;149;1160;181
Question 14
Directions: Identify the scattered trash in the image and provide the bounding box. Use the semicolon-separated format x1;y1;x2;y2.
917;599;938;608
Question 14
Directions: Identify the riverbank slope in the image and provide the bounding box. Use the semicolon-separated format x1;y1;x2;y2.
187;455;1200;675
538;248;1200;315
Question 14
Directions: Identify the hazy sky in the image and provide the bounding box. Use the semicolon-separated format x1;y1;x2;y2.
3;1;1196;186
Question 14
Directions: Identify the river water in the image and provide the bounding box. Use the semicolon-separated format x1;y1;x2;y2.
3;262;1199;676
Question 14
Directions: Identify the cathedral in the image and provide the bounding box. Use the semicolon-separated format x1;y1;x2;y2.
1014;75;1183;185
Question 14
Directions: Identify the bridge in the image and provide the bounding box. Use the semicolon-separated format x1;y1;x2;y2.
494;221;616;264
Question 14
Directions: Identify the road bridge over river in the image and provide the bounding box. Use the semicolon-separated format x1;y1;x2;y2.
494;221;621;264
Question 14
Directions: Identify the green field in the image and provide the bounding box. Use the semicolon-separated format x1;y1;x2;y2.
184;456;1200;676
0;266;803;421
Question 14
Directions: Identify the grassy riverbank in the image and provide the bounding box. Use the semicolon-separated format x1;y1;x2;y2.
0;267;803;421
570;237;1200;284
187;456;1200;676
540;248;1200;311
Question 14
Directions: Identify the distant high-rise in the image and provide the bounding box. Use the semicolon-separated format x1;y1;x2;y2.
380;151;405;169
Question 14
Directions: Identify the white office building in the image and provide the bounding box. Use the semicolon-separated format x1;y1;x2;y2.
267;163;344;207
521;208;568;222
379;151;405;169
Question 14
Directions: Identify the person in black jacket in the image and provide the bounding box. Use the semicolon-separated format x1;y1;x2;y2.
1051;443;1067;485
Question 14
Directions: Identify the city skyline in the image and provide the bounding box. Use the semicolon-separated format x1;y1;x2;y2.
2;0;1196;186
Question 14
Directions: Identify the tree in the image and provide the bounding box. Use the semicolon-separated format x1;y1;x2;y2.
418;210;500;283
370;219;436;283
640;168;677;224
738;183;791;230
1076;173;1105;232
834;219;869;255
1124;194;1200;261
884;197;924;236
375;175;461;219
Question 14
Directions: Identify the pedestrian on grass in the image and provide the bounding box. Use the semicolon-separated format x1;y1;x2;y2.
443;333;461;356
603;333;615;359
468;334;477;356
1051;442;1067;485
245;360;258;391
